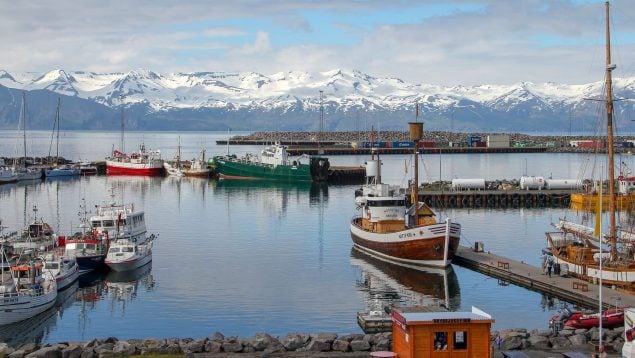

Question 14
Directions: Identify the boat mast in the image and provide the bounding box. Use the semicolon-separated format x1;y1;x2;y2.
120;95;125;153
55;97;60;163
22;92;27;167
605;0;617;259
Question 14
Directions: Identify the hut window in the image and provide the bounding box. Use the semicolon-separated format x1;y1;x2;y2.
453;331;467;350
433;332;448;350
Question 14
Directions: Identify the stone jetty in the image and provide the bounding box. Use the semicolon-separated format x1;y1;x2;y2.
0;326;626;357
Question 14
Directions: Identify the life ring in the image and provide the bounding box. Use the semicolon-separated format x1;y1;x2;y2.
448;196;457;207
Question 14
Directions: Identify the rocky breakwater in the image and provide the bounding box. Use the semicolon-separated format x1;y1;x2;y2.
0;332;392;357
496;325;625;354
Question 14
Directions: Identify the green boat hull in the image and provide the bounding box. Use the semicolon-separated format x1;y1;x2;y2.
210;156;329;182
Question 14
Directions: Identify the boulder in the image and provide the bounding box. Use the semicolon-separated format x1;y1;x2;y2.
183;340;204;354
350;340;371;352
311;333;338;344
262;341;286;354
250;333;275;351
111;341;134;356
0;343;15;357
500;336;523;350
61;344;82;358
306;340;331;352
527;335;550;350
374;337;391;351
8;350;27;358
339;334;364;342
204;340;222;353
221;341;243;353
210;332;225;342
331;340;350;352
568;333;588;346
549;336;572;349
281;334;309;351
25;346;62;358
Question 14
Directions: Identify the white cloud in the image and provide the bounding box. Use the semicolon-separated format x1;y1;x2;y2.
1;0;635;86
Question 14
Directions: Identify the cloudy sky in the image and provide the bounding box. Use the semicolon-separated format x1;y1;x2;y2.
2;0;635;86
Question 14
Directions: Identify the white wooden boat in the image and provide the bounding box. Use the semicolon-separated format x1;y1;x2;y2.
350;124;460;268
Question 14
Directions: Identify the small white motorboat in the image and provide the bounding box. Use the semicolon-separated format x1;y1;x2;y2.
105;234;155;272
42;254;80;290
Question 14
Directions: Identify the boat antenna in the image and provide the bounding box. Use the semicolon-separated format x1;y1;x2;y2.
604;0;617;259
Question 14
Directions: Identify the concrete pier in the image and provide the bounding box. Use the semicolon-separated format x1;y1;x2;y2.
453;245;635;310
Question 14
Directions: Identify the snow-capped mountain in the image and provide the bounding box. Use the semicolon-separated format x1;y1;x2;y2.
0;68;634;132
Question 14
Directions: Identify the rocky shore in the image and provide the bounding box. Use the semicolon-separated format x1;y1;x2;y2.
0;326;626;357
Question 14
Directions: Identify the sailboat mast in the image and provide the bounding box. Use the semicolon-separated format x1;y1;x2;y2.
605;0;617;258
55;97;60;162
22;92;27;166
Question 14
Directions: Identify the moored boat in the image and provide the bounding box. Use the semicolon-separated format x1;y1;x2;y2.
0;166;18;184
45;164;80;178
105;103;163;176
184;147;211;177
105;234;154;272
0;245;58;326
106;145;164;176
44;98;80;179
42;253;80;290
210;142;329;182
350;123;461;268
545;1;635;291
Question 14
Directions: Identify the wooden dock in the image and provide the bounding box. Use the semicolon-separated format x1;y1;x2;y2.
453;245;635;310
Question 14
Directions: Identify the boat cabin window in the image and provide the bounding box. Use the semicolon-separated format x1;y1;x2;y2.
122;247;134;253
453;331;467;350
434;332;448;351
367;199;405;207
109;248;120;253
45;262;59;270
86;244;96;250
29;224;42;238
102;220;114;227
91;221;100;228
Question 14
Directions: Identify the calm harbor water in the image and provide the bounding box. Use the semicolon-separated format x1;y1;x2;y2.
0;130;630;346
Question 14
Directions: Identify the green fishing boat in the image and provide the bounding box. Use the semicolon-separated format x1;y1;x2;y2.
209;142;329;182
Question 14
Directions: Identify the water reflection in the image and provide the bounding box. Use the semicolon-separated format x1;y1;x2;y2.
104;262;155;306
350;247;461;313
0;281;78;347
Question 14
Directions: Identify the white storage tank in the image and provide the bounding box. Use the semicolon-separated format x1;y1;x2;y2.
451;178;486;190
520;176;545;190
545;179;582;190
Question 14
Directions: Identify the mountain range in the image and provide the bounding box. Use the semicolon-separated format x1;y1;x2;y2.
1;68;634;133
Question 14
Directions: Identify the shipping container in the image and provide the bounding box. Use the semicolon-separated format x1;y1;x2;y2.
577;140;605;149
474;141;487;147
416;141;436;148
392;141;415;148
361;141;387;148
487;134;510;148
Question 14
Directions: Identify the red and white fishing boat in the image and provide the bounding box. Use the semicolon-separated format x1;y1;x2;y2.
105;101;163;176
349;122;461;268
106;144;164;176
